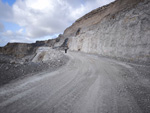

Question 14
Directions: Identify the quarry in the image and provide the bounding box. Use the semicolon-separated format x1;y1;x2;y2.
0;0;150;113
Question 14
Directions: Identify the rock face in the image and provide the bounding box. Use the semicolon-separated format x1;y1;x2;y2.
64;0;150;64
0;37;62;58
0;0;149;64
0;43;37;58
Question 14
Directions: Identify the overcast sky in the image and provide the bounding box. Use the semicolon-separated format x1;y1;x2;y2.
0;0;115;46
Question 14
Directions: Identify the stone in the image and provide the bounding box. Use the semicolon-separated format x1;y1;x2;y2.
5;67;9;70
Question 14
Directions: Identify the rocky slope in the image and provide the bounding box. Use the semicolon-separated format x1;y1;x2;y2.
64;0;150;64
0;0;149;64
0;47;69;86
0;35;64;58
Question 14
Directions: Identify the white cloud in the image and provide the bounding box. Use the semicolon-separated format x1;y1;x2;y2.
0;0;115;46
0;0;13;21
12;0;71;38
27;0;53;10
1;29;34;45
12;0;115;38
18;28;24;34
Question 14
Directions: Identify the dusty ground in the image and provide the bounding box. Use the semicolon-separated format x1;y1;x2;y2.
0;49;69;87
0;51;150;113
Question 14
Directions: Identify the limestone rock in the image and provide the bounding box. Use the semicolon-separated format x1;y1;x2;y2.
65;0;150;64
32;47;64;63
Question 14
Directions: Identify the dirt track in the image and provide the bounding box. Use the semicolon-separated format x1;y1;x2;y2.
0;51;150;113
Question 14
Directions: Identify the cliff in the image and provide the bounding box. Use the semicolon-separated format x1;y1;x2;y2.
64;0;150;64
64;0;144;37
0;0;149;64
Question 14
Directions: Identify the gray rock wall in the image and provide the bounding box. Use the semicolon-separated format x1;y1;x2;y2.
0;37;61;58
68;0;150;64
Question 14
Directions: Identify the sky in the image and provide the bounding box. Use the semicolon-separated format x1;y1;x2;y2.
0;0;115;47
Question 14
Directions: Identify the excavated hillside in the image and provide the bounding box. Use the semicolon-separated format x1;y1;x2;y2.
64;0;145;36
64;0;150;64
0;35;69;86
0;0;149;64
0;35;63;58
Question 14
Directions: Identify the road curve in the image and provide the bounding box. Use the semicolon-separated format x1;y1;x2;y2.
0;51;150;113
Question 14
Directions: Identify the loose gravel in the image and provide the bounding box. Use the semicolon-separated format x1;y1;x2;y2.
0;52;69;87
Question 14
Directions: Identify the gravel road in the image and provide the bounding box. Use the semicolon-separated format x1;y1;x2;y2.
0;51;150;113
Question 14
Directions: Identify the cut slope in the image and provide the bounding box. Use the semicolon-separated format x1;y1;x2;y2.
64;0;144;37
64;0;150;64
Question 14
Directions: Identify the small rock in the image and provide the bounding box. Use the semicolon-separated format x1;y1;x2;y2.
10;60;16;64
5;67;9;70
14;65;18;68
19;62;24;65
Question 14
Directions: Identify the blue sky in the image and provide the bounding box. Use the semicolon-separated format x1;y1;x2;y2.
0;0;115;47
2;0;16;6
1;0;18;33
1;0;22;34
3;21;22;32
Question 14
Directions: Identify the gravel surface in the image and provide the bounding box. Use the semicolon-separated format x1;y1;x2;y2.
116;63;150;113
0;50;69;87
0;51;150;113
